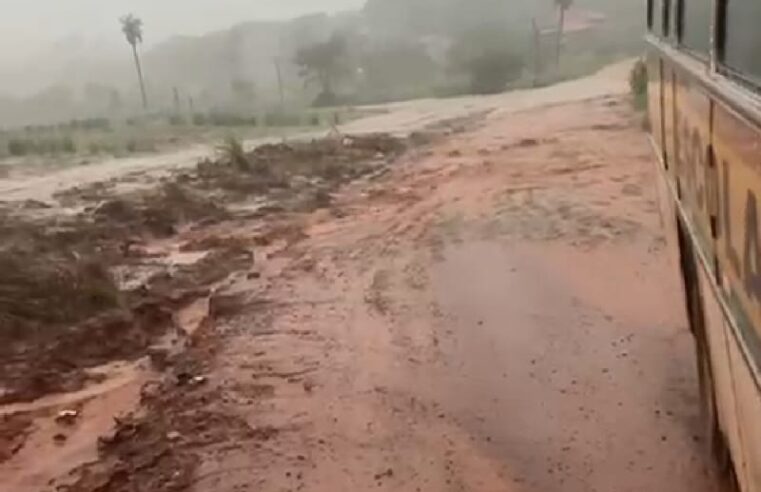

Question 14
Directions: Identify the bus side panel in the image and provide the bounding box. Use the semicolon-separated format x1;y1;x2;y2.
662;65;677;176
647;49;664;156
714;101;761;492
661;66;676;179
673;70;714;259
651;147;682;275
696;263;747;488
713;104;761;348
727;334;761;492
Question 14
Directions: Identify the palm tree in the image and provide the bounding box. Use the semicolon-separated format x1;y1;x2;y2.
554;0;573;67
120;14;148;109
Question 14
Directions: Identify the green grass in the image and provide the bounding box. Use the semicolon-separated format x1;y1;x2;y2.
0;107;374;163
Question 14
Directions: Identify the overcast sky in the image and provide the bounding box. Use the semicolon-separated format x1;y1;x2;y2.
0;0;364;62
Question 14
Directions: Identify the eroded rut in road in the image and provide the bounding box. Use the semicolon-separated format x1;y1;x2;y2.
1;91;721;491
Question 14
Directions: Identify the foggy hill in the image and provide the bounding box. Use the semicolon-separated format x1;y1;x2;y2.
0;0;643;127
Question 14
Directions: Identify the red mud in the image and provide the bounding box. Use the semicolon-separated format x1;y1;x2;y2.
0;78;721;492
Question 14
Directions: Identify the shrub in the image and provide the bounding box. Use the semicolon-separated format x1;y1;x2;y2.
192;113;208;126
69;118;111;131
211;112;253;126
630;59;648;110
8;139;31;156
35;139;51;154
87;118;111;131
39;139;57;154
208;113;231;126
465;52;524;94
217;136;249;171
61;136;76;154
312;91;340;108
168;114;185;126
192;112;257;127
264;111;301;127
448;25;526;95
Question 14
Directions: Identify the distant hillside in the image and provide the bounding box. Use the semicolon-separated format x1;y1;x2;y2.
140;12;367;108
0;0;643;127
363;0;544;37
0;12;360;126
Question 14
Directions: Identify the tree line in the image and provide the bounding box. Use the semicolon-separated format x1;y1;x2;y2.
118;0;574;110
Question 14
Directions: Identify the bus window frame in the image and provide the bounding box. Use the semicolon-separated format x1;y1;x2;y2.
647;0;761;109
676;0;711;63
717;66;761;95
663;0;672;37
675;0;685;41
651;0;665;39
716;0;727;64
667;0;682;43
714;0;761;95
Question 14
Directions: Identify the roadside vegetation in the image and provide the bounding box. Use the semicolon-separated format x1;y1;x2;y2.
0;108;365;161
629;58;649;130
629;58;648;110
0;0;643;169
447;26;526;95
0;129;412;405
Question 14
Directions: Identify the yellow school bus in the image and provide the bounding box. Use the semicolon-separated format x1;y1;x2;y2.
646;0;761;489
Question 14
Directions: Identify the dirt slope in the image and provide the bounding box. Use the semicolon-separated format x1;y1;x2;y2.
1;62;722;492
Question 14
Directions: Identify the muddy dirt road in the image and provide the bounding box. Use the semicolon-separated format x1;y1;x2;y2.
1;64;722;492
177;100;716;492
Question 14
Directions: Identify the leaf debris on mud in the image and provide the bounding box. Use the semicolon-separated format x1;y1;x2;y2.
1;133;409;404
60;310;265;492
0;132;414;487
0;413;33;463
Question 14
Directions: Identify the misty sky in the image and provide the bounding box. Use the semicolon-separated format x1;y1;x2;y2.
0;0;364;62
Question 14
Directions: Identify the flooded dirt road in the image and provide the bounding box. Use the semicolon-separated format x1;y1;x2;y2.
0;63;722;492
194;97;718;492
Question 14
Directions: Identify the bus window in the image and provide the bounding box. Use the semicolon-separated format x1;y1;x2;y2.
663;0;672;37
652;0;664;37
680;0;712;56
668;0;683;42
674;0;684;41
720;0;761;88
648;0;655;31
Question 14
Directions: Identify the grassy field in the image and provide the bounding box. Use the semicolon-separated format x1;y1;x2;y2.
0;107;377;167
